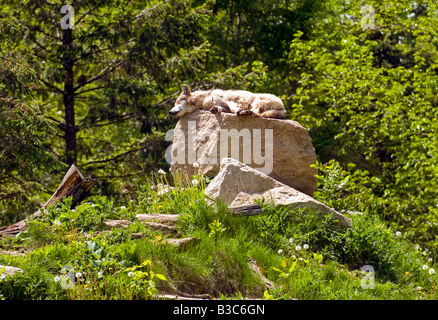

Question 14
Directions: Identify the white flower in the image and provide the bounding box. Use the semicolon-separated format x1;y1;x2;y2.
54;276;60;282
158;169;166;175
75;272;83;278
292;255;296;259
192;179;199;187
128;272;134;277
288;238;294;243
429;268;435;275
193;163;200;168
303;244;309;250
295;245;301;251
417;286;422;291
158;186;170;196
428;258;433;263
414;245;420;251
422;265;428;270
120;206;126;210
395;231;401;237
277;249;283;254
298;258;303;262
423;251;427;256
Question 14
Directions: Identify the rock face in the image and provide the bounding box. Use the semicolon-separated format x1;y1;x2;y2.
168;110;317;197
204;158;352;229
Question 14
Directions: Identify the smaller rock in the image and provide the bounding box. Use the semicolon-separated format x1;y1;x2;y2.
205;158;352;229
163;237;198;249
103;219;132;230
136;214;179;224
143;222;178;234
0;250;27;257
0;265;23;280
131;232;145;239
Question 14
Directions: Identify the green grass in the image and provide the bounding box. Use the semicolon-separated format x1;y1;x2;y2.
0;171;437;300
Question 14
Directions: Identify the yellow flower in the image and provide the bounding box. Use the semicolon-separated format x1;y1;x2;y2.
405;271;409;276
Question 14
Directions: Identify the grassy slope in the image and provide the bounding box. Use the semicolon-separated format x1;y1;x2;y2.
0;174;436;300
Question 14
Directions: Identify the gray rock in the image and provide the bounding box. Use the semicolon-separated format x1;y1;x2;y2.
168;110;317;197
204;158;352;229
0;265;23;280
103;219;132;230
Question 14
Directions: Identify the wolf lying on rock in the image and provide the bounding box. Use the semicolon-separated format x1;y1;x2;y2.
169;84;286;119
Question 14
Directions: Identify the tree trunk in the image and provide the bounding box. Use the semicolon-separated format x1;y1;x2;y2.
62;27;77;165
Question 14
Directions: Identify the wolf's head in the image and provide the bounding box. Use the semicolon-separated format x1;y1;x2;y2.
169;84;194;117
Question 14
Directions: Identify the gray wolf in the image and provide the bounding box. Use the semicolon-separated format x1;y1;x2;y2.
169;85;286;119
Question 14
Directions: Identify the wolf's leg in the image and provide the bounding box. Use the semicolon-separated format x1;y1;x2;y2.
237;109;255;116
210;99;232;114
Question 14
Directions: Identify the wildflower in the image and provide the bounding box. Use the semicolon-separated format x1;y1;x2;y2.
291;255;296;259
395;231;401;237
428;258;433;263
303;244;309;250
414;245;420;251
298;257;303;262
405;271;409;276
422;265;428;270
54;276;60;282
192;179;199;187
277;249;283;254
429;268;435;275
75;272;83;279
417;286;422;291
193;163;200;168
120;206;126;210
295;245;301;251
128;272;134;277
288;238;294;243
158;169;166;175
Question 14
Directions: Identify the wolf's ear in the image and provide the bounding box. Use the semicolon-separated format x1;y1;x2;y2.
182;84;191;96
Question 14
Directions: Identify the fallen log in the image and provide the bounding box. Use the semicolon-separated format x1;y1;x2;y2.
0;164;95;237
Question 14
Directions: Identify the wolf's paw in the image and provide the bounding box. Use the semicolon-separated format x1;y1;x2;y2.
209;106;219;114
237;109;254;116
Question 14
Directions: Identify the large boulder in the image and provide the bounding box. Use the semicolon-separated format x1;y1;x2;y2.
167;110;317;197
204;158;352;229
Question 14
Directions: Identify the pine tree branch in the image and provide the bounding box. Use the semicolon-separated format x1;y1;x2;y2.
73;59;125;91
40;78;63;94
132;1;169;21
